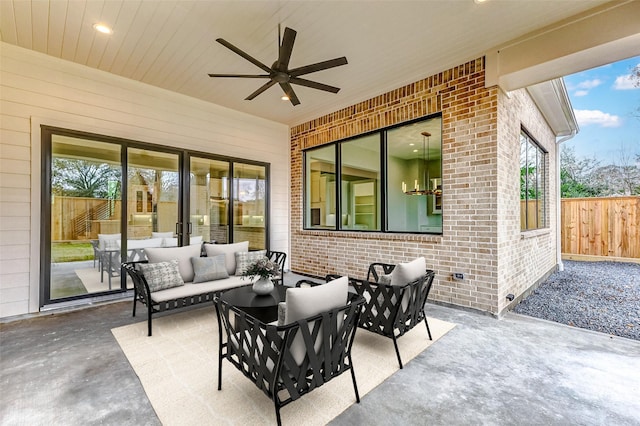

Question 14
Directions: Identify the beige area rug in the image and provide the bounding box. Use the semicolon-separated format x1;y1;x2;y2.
112;307;455;426
75;267;133;293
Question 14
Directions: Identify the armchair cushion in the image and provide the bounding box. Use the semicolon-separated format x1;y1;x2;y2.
138;259;184;292
284;276;348;365
203;241;249;275
151;231;174;238
390;257;426;286
98;233;121;250
144;244;202;283
234;250;268;276
191;254;229;283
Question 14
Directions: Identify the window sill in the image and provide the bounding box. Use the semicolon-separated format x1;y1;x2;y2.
299;228;442;242
520;228;551;239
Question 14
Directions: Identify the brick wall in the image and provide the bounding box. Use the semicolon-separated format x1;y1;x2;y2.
290;57;556;316
496;89;558;313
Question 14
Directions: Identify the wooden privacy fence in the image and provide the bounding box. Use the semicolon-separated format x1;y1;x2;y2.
561;196;639;260
52;196;121;241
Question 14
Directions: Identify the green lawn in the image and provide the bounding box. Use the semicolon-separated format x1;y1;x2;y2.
51;242;94;263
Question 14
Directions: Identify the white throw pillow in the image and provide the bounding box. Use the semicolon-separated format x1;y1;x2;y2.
203;241;249;275
189;235;203;246
144;244;202;283
390;257;427;311
284;276;348;365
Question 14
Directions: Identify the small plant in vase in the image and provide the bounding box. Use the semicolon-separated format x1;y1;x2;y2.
242;258;278;295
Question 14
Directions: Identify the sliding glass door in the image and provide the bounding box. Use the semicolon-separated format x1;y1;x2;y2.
190;156;230;244
47;134;123;300
42;127;269;306
233;162;267;250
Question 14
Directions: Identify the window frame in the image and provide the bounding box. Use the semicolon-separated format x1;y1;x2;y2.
519;127;548;231
302;113;443;234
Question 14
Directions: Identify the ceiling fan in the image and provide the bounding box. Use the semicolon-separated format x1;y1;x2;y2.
208;26;348;106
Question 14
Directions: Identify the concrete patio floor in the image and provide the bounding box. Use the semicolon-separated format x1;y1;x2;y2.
1;276;639;425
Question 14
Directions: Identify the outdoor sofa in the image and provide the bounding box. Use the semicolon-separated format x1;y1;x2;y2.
122;241;286;336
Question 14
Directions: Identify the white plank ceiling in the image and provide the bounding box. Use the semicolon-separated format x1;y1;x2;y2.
0;0;610;126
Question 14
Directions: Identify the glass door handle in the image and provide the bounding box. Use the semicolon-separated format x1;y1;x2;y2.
175;222;182;235
188;222;192;234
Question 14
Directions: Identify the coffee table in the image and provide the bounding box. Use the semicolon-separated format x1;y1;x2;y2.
218;285;287;323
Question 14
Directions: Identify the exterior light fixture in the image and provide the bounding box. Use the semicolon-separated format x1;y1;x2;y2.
93;23;113;34
281;95;290;101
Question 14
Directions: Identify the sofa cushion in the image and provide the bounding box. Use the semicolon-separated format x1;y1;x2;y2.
191;254;229;283
139;259;184;292
234;250;268;276
149;275;247;303
189;235;203;246
144;244;202;283
284;276;348;365
203;241;249;275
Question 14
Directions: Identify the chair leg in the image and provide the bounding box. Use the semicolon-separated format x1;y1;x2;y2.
274;402;282;426
217;353;223;391
348;354;360;403
424;313;432;340
147;309;152;337
392;334;403;369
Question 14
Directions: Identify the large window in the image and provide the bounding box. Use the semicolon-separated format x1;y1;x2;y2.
304;115;442;233
305;144;336;229
520;129;547;230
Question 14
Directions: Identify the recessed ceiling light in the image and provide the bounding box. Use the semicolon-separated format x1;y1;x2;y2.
413;149;419;153
473;0;488;4
409;143;415;146
281;95;290;101
93;23;113;34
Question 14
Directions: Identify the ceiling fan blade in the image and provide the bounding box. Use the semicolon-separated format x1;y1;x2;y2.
216;38;272;73
245;80;277;100
276;27;296;71
279;82;300;106
289;57;348;77
290;77;340;93
208;74;271;78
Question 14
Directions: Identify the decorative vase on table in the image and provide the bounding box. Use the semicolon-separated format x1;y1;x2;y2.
252;277;274;295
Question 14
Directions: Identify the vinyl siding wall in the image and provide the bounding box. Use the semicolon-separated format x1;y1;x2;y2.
0;42;290;318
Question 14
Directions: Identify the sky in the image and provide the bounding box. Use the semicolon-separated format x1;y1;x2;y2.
562;55;640;166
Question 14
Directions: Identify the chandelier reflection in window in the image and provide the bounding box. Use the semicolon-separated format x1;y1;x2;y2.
402;131;441;196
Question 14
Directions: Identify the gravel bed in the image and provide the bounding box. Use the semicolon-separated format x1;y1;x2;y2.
514;260;640;341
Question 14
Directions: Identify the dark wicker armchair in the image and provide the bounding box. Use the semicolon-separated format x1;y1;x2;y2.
267;250;287;285
327;262;435;369
215;290;364;426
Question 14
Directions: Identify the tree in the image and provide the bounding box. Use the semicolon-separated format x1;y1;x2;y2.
560;145;601;197
52;158;121;198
